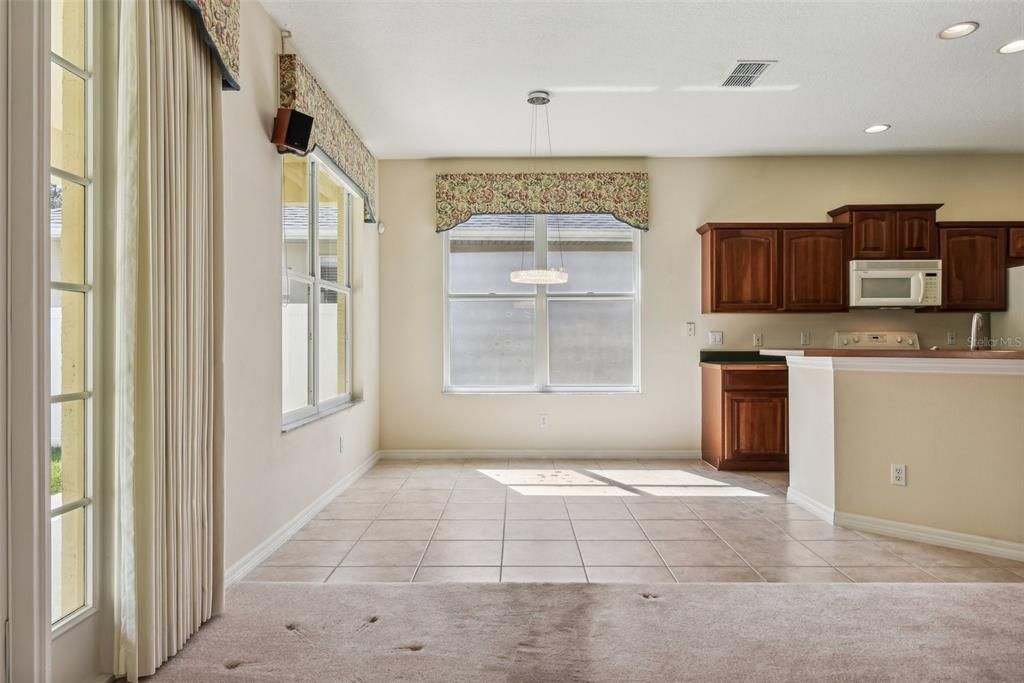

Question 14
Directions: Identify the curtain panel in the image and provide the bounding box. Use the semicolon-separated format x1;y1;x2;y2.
181;0;239;90
279;53;378;222
435;172;650;232
114;0;224;679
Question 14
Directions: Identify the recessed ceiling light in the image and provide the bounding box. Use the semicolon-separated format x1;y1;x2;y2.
939;22;979;39
998;39;1024;54
864;124;892;134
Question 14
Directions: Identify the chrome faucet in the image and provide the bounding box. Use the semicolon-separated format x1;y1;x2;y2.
968;312;990;351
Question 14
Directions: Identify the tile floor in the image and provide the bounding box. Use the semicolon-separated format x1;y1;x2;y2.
245;458;1024;584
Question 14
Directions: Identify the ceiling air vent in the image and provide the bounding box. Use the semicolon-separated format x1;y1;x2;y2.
721;61;776;88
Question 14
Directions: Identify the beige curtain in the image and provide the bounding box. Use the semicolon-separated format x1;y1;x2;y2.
114;0;224;679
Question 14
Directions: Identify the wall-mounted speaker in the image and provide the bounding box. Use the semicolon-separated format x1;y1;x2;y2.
272;107;314;154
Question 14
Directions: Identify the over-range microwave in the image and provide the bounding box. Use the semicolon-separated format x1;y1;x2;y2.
849;260;942;308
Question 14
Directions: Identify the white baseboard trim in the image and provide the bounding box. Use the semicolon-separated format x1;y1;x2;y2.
379;449;701;461
224;451;381;586
786;487;835;523
834;511;1024;563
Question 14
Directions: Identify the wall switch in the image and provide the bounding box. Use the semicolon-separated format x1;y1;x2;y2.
708;331;724;346
338;436;345;454
946;331;957;346
800;331;811;346
891;464;907;486
753;333;764;348
685;322;696;337
539;413;548;428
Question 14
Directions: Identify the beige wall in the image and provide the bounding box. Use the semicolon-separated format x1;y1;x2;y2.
379;155;1024;451
835;369;1024;543
220;1;380;570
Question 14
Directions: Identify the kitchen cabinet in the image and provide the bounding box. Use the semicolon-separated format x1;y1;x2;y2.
699;225;778;312
1008;227;1024;265
828;204;942;259
699;224;848;312
938;227;1007;311
701;363;788;471
781;228;849;312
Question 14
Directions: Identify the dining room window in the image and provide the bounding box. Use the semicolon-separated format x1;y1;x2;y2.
443;213;640;393
281;152;357;425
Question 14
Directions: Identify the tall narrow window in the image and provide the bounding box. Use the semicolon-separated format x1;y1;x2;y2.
444;214;640;393
49;0;92;626
282;152;356;425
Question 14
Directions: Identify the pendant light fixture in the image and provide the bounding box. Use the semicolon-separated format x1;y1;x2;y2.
510;90;569;285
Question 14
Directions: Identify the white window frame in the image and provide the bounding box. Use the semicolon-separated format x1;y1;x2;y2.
48;0;97;633
282;151;355;428
443;215;641;394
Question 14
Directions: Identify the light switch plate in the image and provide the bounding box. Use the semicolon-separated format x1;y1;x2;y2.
753;333;763;348
685;322;696;337
708;331;724;346
800;331;811;346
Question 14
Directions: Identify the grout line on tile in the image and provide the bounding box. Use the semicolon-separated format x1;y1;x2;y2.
324;471;407;583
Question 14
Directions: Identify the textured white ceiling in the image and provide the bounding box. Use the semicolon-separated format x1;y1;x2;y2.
261;1;1024;159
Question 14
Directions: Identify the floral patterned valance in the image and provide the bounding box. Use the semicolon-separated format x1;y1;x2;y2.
435;172;649;232
182;0;240;90
280;54;378;222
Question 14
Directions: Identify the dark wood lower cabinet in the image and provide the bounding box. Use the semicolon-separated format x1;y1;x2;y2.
701;364;788;471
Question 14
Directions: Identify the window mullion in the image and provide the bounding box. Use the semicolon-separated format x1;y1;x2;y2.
308;158;318;409
535;215;548;390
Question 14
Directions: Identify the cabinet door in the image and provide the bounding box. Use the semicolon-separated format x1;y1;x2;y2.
1010;228;1024;259
710;229;778;312
897;210;938;258
781;229;848;311
852;211;897;259
723;391;788;468
940;228;1007;311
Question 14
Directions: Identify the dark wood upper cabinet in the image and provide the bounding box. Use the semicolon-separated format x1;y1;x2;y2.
852;210;896;259
939;227;1007;311
700;226;778;312
829;204;941;259
897;210;938;258
781;228;849;312
1008;227;1024;265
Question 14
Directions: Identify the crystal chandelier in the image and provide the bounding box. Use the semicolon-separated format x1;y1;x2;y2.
510;90;568;286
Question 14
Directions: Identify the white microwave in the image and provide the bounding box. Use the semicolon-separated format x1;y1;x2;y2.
849;260;942;308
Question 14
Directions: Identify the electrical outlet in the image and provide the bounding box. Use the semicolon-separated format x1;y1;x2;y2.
685;322;696;337
539;413;548;428
946;331;957;346
338;436;345;454
800;331;811;346
891;464;907;486
708;331;724;346
753;333;763;348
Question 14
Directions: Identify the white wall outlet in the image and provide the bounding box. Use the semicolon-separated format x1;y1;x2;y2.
753;333;764;348
946;331;957;346
338;436;345;454
539;413;548;428
708;331;724;346
685;322;696;337
891;464;907;486
800;331;811;346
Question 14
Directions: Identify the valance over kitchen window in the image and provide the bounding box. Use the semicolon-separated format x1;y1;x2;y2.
435;172;649;232
182;0;240;90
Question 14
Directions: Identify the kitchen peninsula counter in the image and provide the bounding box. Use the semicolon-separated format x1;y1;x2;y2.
758;347;1024;561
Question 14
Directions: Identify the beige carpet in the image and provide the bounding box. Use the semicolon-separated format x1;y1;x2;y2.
151;582;1024;681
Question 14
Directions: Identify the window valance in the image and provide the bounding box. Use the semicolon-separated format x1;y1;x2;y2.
182;0;240;90
279;54;378;222
435;172;649;232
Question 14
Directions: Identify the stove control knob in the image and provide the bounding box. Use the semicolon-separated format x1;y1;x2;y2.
841;338;849;346
896;336;903;343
